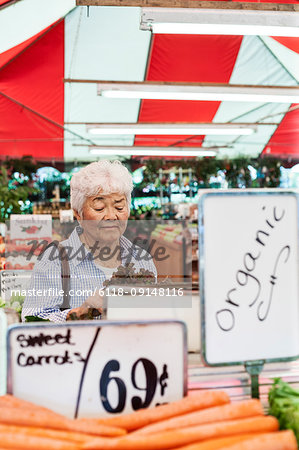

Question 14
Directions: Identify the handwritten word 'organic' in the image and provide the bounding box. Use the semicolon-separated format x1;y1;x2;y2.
216;205;289;332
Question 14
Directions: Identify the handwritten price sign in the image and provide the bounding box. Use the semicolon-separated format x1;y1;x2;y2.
7;320;187;418
199;191;299;365
0;271;31;301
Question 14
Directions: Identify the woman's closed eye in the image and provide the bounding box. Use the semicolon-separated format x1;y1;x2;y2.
94;207;123;212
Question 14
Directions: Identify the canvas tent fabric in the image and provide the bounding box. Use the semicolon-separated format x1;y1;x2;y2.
0;1;298;163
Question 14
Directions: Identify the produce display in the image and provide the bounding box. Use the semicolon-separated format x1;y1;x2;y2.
4;235;52;270
0;293;24;320
0;390;296;449
151;224;184;245
103;263;156;287
269;378;299;446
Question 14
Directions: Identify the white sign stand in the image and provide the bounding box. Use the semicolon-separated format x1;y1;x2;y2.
7;320;187;418
199;191;299;397
0;309;7;396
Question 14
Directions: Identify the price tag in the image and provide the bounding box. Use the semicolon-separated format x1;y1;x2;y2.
10;214;52;240
7;320;187;418
0;270;32;301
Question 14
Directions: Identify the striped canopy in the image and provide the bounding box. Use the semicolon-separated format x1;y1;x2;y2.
0;0;298;163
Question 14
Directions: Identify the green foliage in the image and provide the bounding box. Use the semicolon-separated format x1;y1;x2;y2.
0;293;25;320
40;179;70;201
139;156;283;191
142;159;165;186
269;378;299;444
24;315;50;322
193;158;222;186
254;156;282;188
103;263;156;286
4;155;41;179
7;293;25;316
223;157;253;188
0;166;39;222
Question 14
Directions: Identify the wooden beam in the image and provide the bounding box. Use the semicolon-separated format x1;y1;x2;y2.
64;79;299;91
76;1;299;12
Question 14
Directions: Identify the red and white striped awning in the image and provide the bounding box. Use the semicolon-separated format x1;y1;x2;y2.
0;0;298;163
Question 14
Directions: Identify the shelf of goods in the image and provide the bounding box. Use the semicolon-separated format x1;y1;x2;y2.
150;223;198;287
33;201;72;219
150;223;192;284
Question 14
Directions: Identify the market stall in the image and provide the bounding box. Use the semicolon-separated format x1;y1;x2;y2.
1;0;299;448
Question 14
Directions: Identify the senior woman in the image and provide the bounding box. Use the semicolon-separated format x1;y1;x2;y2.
22;160;157;323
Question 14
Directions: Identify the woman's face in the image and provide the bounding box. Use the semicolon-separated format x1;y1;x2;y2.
75;192;129;243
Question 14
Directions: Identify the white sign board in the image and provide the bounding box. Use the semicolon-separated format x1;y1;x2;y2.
199;191;299;365
10;214;52;240
7;320;186;418
0;270;32;302
105;286;199;352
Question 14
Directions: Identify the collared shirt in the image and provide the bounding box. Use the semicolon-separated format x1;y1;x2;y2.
22;229;157;323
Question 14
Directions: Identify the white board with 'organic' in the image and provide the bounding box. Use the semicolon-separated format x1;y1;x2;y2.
199;191;299;365
7;320;186;418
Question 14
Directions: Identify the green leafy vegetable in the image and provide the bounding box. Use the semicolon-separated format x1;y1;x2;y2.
24;316;50;322
103;263;156;287
268;377;299;444
4;294;25;319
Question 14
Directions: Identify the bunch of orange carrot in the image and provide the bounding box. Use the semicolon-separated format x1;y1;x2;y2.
0;390;297;449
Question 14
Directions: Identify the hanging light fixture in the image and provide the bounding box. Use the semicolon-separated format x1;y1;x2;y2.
87;123;257;136
89;146;218;157
97;82;299;104
140;8;299;37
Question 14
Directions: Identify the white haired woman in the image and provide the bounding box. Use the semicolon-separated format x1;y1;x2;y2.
22;161;157;323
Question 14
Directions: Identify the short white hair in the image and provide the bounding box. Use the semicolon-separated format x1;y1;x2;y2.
70;160;133;216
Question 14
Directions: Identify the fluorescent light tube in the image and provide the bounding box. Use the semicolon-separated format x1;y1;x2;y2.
140;8;299;38
98;83;299;104
89;147;217;157
150;23;299;37
87;124;256;136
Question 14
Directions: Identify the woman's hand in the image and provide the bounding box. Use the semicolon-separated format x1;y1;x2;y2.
81;291;104;309
66;291;104;320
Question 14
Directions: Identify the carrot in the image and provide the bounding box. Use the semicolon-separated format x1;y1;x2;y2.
67;418;126;437
0;423;93;444
134;399;264;435
0;407;126;437
171;433;264;449
0;395;64;417
92;391;230;431
0;431;79;449
83;415;279;450
214;430;297;450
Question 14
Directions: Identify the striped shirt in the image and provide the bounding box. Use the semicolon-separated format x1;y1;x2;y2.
22;228;157;323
